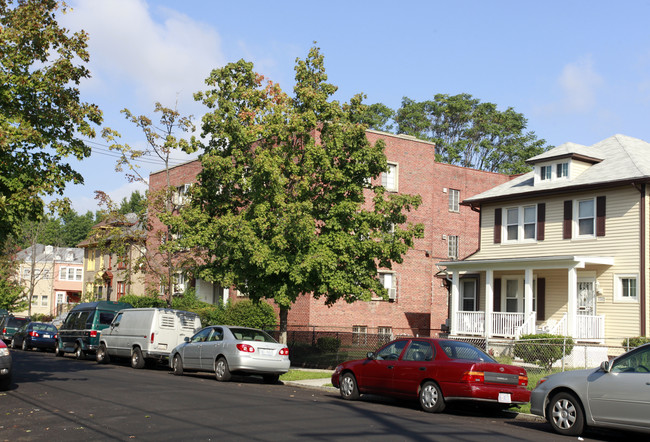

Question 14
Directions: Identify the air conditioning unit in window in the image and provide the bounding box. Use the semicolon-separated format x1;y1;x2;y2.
387;288;397;301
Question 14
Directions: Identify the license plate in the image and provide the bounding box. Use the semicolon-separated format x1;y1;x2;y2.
260;349;273;356
43;334;51;338
498;393;512;403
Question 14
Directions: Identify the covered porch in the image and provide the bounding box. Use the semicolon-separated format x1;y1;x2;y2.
440;255;614;342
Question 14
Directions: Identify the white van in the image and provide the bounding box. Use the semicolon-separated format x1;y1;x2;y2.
97;308;201;369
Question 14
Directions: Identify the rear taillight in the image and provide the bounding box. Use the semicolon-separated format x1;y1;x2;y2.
2;328;5;334
519;375;528;387
29;331;38;337
90;330;97;338
54;334;58;340
150;332;154;344
279;347;289;356
236;343;255;353
461;371;485;383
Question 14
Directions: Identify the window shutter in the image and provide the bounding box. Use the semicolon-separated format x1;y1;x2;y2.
563;200;572;239
494;208;502;244
493;278;501;312
596;196;606;237
475;275;480;312
537;203;545;241
537;278;546;320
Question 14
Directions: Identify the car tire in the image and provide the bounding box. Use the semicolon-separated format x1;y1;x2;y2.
55;342;64;357
74;344;85;360
131;347;145;369
21;340;29;351
96;344;110;364
215;357;231;382
10;338;16;349
263;374;280;384
419;381;446;413
339;372;360;400
172;354;184;376
0;376;10;391
548;391;585;436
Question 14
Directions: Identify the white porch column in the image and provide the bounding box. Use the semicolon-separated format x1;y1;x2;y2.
567;267;577;337
524;267;534;334
485;269;493;338
450;271;459;335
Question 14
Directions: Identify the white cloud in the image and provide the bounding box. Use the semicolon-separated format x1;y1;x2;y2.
557;56;604;113
62;0;225;111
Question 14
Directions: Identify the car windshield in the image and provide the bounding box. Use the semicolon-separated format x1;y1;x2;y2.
439;340;496;362
32;323;57;333
8;317;29;327
229;328;277;343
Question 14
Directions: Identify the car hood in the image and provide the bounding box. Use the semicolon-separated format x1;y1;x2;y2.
535;367;600;390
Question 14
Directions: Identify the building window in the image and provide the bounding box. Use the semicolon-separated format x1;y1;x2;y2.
117;254;127;270
615;274;638;302
41;295;48;307
504;206;536;242
117;281;126;300
577;199;595;237
23;268;31;279
540;165;552;180
31;296;38;305
377;326;392;344
381;163;398;192
352;325;368;345
376;272;397;301
557;162;569;178
460;278;477;311
449;189;460;212
60;267;82;281
173;184;191;206
448;235;458;259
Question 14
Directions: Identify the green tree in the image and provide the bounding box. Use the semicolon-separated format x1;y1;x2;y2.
0;246;27;312
181;47;424;342
395;94;548;174
118;190;147;216
0;0;102;248
356;102;395;132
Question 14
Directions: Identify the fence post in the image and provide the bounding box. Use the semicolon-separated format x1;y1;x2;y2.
312;326;316;346
562;337;566;372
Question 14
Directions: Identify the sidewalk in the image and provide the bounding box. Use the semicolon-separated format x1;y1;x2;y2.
282;368;337;392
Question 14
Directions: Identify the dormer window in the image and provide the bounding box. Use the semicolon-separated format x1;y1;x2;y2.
540;166;552;180
536;161;570;184
556;162;568;178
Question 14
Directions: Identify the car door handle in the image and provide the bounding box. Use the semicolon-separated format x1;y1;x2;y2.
419;367;427;371
387;365;394;369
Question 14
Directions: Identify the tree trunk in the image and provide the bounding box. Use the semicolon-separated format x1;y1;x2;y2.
279;306;288;344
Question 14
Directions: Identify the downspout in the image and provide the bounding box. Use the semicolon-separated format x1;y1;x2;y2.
469;203;481;253
634;183;647;336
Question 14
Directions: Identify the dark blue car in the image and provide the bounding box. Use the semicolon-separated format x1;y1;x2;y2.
11;322;58;351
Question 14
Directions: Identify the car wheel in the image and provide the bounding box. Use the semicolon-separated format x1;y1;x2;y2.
548;392;585;436
339;372;360;400
263;374;280;384
96;344;110;364
419;381;445;413
21;340;29;351
10;338;16;349
55;342;64;357
131;347;145;369
215;357;231;382
0;376;10;391
74;344;85;360
172;354;184;376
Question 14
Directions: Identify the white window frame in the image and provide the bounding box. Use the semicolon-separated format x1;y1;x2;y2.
501;276;537;313
59;266;82;281
447;235;459;259
460;278;477;312
556;162;569;179
575;198;596;238
503;205;537;243
614;274;639;303
41;295;48;307
375;271;397;301
381;162;398;192
352;325;368;345
449;189;460;212
540;165;552;180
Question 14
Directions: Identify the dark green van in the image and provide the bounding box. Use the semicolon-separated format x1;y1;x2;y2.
56;301;132;359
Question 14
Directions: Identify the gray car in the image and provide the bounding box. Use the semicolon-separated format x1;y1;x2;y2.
169;325;290;384
530;343;650;436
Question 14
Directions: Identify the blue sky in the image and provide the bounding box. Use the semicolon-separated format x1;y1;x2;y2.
57;0;650;214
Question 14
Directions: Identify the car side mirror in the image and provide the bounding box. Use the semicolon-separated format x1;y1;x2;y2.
366;352;375;360
184;336;190;343
600;360;611;373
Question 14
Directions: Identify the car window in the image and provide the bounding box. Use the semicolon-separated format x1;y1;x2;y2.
403;340;434;362
229;328;277;343
191;328;212;343
612;346;650;373
439;341;495;362
112;312;123;326
98;312;115;325
33;323;56;332
376;341;408;360
208;328;223;341
63;312;78;328
74;311;91;329
8;317;29;327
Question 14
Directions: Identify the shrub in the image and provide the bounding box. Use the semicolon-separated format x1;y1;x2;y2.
119;294;166;308
623;337;650;349
31;313;53;322
316;336;341;353
222;300;277;329
514;333;574;370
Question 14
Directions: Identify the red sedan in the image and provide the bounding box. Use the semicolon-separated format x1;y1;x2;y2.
331;337;530;413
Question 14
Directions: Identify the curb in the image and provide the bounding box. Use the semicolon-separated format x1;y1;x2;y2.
282;380;338;393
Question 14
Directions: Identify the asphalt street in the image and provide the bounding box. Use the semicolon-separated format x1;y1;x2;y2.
0;350;639;441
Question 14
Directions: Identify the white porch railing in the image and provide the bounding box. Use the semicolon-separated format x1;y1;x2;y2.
455;311;485;335
492;312;525;338
514;312;537;339
546;313;568;336
576;315;605;340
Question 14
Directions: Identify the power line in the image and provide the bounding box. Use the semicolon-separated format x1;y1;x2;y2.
82;139;197;167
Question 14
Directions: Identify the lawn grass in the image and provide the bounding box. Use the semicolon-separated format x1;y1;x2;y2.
279;369;332;381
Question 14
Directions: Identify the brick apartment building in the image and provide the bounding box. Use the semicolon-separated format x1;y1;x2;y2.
148;130;511;337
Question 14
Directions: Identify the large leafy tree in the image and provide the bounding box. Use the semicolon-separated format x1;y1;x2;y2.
395;94;548;174
180;47;423;342
0;0;102;248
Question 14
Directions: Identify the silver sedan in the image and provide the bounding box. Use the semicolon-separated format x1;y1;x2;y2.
169;325;290;384
530;343;650;436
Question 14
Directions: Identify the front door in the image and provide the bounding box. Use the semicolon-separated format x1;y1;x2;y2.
577;280;596;316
